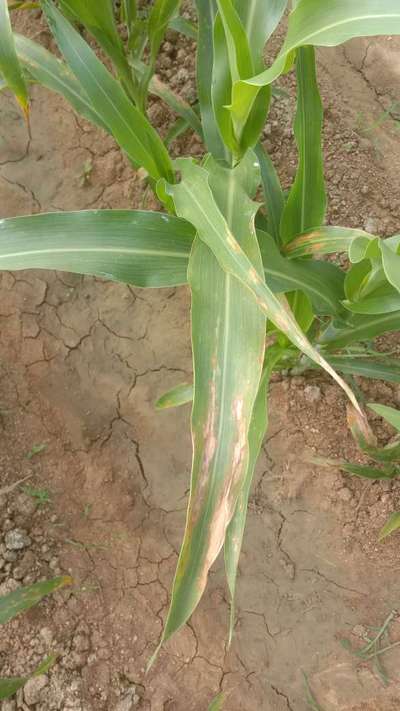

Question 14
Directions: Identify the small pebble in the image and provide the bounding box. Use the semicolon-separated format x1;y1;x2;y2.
304;385;321;403
5;529;31;551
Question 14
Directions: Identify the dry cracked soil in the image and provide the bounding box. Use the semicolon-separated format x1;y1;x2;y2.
1;9;400;711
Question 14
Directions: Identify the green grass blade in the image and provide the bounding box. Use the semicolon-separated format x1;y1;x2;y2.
231;0;400;132
368;404;400;432
166;157;361;414
280;47;326;243
0;0;29;116
255;143;285;243
379;512;400;541
155;383;193;410
14;34;108;132
284;226;374;259
41;0;173;183
0;576;72;625
153;153;266;658
194;0;229;160
225;346;282;643
0;210;194;287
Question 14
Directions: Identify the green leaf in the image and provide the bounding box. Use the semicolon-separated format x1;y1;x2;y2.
208;692;226;710
379;512;400;541
154;153;266;657
343;284;400;315
234;0;288;71
213;0;270;153
313;457;395;480
280;47;326;243
41;0;174;183
320;311;400;349
0;576;72;625
0;210;194;287
14;34;108;132
58;0;132;90
284;226;375;259
321;357;400;384
0;654;58;701
194;0;229;160
231;0;400;131
259;230;345;316
155;383;193;410
225;346;282;643
169;15;198;40
368;404;400;432
149;0;182;63
0;0;29;115
381;239;400;294
149;74;203;140
255;143;285;244
165;157;361;413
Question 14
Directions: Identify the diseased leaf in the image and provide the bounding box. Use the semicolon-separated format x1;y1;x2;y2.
225;346;282;642
0;577;72;625
154;152;266;656
280;47;326;243
14;34;108;132
155;383;193;410
0;210;194;287
41;0;173;183
284;226;375;259
166;157;361;414
379;512;400;541
0;0;29;115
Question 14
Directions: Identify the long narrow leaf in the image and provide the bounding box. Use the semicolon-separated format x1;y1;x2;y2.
41;0;174;183
284;226;374;259
14;34;108;132
234;0;288;71
155;383;193;410
58;0;133;91
231;0;400;132
0;0;29;115
368;404;400;432
0;576;72;625
154;153;266;655
280;46;326;243
149;0;182;63
255;143;285;243
0;211;194;287
165;157;361;414
260;230;345;316
0;655;57;701
225;346;282;643
320;312;400;349
195;0;229;160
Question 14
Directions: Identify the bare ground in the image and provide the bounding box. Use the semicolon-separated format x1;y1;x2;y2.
1;13;400;711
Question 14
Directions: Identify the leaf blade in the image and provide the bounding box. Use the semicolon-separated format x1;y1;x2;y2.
0;576;72;625
0;210;194;287
0;0;29;114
